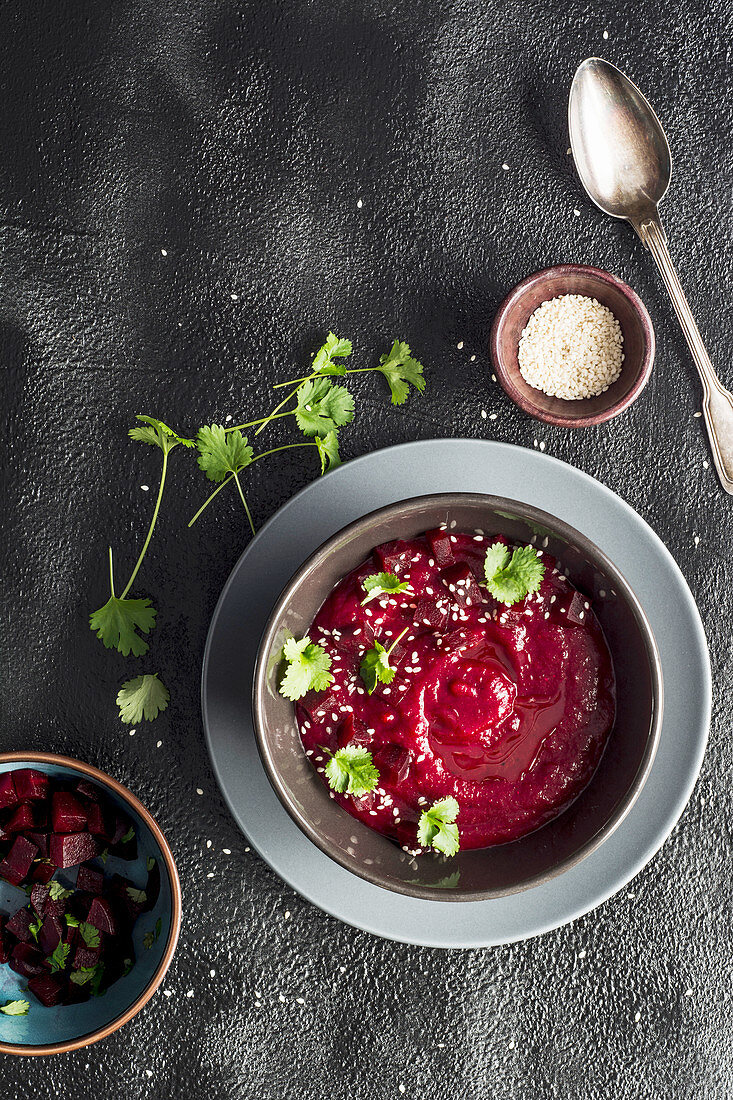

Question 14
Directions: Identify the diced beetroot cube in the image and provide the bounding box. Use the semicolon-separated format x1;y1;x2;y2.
4;803;35;833
441;627;485;654
301;690;341;721
426;527;455;566
85;801;111;839
336;713;372;750
13;769;49;802
0;772;17;809
415;595;448;631
49;832;98;869
351;789;377;812
10;942;46;978
38;914;64;956
75;779;101;802
108;874;145;926
109;813;130;848
330;621;374;658
25;831;49;858
28;972;65;1007
0;834;38;885
441;563;483;608
86;896;117;936
374;539;415;574
372;743;413;786
73;942;102;970
389;640;407;667
30;883;50;916
28;861;55;885
51;791;87;834
76;864;104;895
566;591;591;626
43;895;67;920
6;905;34;943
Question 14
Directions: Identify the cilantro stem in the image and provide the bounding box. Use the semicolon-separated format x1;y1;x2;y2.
223;411;293;434
253;383;304;437
108;546;116;598
387;625;409;655
187;443;317;528
273;367;378;389
119;448;168;600
232;472;256;536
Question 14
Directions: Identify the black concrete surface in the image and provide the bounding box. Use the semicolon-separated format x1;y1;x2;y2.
1;1;731;1096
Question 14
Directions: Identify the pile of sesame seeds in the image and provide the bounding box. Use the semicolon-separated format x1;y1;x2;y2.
518;293;624;400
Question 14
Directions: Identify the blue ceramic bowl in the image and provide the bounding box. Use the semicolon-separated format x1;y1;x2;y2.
0;753;181;1056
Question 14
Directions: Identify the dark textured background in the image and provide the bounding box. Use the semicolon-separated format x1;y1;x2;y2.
1;0;731;1096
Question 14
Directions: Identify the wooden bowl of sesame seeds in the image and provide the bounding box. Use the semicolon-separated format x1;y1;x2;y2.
490;264;655;427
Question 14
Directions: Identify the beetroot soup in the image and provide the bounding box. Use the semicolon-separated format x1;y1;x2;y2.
292;528;615;853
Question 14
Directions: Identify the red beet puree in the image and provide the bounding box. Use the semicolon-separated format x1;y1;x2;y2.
296;529;615;850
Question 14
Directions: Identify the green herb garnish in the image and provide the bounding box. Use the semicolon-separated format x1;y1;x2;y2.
126;887;147;905
484;543;545;606
47;881;73;901
143;916;162;951
417;797;460;857
79;922;101;950
324;745;380;797
195;425;255;534
116;674;169;725
28;918;42;941
279;636;333;701
375;339;426;405
69;966;96;987
0;999;29;1016
361;572;412;605
359;627;409;694
120;825;136;844
65;914;80;929
146;857;156;872
48;942;70;973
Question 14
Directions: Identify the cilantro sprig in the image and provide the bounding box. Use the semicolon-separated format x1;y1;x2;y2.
48;942;71;973
417;797;460;857
324;744;379;797
48;881;73;901
279;636;334;701
484;543;545;605
361;572;412;605
0;999;29;1016
116;673;170;724
359;626;409;694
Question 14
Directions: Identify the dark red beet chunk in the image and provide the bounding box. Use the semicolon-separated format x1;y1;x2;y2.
415;595;449;631
372;743;413;786
51;791;87;834
76;864;104;895
86;896;117;936
29;861;55;885
28;973;65;1007
10;942;46;978
38;915;64;956
13;769;49;801
0;834;38;885
73;942;102;970
336;713;371;750
374;539;415;574
566;591;591;626
329;621;374;658
30;884;50;916
6;905;35;943
426;527;455;566
4;803;35;833
75;779;101;802
25;830;50;858
441;562;483;608
49;832;98;869
0;771;17;809
85;801;111;839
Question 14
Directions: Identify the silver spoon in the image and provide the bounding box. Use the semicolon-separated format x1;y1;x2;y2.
569;56;733;494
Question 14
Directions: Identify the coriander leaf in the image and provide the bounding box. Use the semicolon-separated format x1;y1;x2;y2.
89;596;157;658
417;796;460;857
295;378;355;437
146;856;156;872
324;745;380;797
377;339;426;405
116;673;170;724
48;942;70;973
70;967;96;987
90;961;106;997
28;918;41;941
143;930;154;950
312;332;353;375
315;430;341;474
359;627;408;694
0;999;29;1016
48;881;73;901
279;636;334;701
79;922;101;950
126;887;147;905
122;957;134;977
196;425;253;483
120;825;135;844
361;571;412;605
484;543;546;605
98;848;109;865
129;415;195;454
65;914;80;929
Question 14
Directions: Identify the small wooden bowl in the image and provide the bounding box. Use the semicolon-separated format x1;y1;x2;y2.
489;264;655;428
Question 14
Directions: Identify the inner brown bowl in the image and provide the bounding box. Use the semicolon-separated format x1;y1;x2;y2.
489;265;655;427
253;494;663;901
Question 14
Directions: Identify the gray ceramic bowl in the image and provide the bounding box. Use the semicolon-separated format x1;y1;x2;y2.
253;494;662;901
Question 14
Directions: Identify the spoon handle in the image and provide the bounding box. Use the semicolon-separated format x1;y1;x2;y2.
637;216;733;495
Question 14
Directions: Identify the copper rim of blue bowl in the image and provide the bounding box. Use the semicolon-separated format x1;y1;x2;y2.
0;751;182;1057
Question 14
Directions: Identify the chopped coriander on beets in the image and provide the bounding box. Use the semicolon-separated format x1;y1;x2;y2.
0;999;29;1017
279;636;333;701
484;542;545;605
359;627;409;694
361;572;412;605
417;797;460;857
324;745;380;797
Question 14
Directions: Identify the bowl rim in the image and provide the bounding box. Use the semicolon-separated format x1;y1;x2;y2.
489;263;656;428
0;751;182;1057
253;491;664;901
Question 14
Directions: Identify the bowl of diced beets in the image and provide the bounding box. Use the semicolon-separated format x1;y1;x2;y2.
0;754;181;1055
